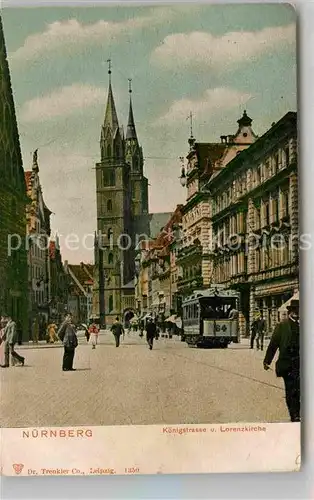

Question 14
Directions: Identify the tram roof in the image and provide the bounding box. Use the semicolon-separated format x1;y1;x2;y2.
183;287;240;303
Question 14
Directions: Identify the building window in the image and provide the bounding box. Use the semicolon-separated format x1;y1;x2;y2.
274;153;279;174
107;228;113;240
106;144;112;158
103;169;115;186
109;295;113;312
108;252;114;264
265;202;270;226
285;146;290;166
107;199;112;212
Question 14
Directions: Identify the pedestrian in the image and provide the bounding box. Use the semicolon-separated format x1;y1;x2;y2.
32;317;39;344
139;320;144;338
57;313;78;372
263;299;300;422
81;323;90;342
111;316;124;347
46;322;58;343
89;322;100;349
250;312;266;350
146;317;157;350
1;315;25;368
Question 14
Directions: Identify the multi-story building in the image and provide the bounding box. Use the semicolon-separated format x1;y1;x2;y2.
93;70;149;326
48;237;68;323
208;111;298;336
136;206;183;321
0;16;28;336
25;150;52;334
177;112;257;298
65;261;94;325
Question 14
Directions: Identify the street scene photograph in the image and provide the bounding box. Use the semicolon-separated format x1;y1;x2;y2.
0;4;299;429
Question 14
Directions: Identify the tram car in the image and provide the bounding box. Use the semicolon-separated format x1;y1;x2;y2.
182;286;240;348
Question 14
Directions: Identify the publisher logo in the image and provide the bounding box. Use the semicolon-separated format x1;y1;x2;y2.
13;463;24;475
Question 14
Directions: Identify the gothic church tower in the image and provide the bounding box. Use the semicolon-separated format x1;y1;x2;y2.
125;81;150;239
95;65;133;326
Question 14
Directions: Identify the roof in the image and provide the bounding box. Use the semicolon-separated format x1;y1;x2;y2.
104;82;119;133
149;212;172;238
208;111;297;188
126;97;137;140
122;278;135;289
68;263;94;287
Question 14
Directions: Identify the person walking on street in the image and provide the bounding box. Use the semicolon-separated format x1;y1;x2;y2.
32;317;39;344
146;317;157;350
263;299;300;422
46;322;58;343
57;313;78;371
89;322;100;349
250;312;266;350
111;317;124;347
1;315;25;367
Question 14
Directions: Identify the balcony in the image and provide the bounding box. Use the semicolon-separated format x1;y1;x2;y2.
177;245;202;262
177;275;204;291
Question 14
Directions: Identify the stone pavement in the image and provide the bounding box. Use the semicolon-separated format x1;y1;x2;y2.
0;331;288;428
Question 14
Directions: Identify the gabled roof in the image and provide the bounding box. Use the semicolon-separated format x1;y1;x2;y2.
68;263;94;287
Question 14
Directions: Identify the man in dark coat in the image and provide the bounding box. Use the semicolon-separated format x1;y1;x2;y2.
251;312;266;350
263;300;300;422
146;318;157;350
57;313;78;371
111;317;124;347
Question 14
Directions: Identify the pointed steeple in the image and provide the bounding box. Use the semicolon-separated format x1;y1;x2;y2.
103;59;119;133
126;79;137;141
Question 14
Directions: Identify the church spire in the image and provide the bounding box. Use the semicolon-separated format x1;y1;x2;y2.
103;59;119;133
126;78;137;141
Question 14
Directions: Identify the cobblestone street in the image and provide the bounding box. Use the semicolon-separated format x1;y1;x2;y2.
0;332;288;428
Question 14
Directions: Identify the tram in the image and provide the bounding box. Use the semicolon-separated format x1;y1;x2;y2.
182;286;240;348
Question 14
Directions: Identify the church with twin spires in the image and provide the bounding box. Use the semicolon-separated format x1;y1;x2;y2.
93;66;150;326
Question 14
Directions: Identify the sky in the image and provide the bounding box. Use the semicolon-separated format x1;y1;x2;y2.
2;4;297;263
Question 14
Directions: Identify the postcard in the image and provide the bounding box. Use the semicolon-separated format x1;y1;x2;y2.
0;3;300;476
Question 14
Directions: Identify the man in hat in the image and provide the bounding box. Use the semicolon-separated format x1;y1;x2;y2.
263;299;300;422
110;316;124;347
146;317;157;350
250;311;266;350
1;315;25;367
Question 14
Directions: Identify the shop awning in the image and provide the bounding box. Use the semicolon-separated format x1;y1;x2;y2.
278;291;299;313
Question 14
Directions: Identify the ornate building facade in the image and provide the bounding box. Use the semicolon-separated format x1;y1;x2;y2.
25;150;51;335
177;112;257;298
135;205;183;321
65;261;94;325
0;16;28;336
93;71;149;326
48;237;68;323
208;112;298;336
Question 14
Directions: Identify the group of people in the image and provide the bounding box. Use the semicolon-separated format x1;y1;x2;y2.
110;316;157;350
250;301;300;423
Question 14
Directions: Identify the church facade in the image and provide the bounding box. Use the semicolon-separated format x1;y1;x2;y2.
93;73;149;326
